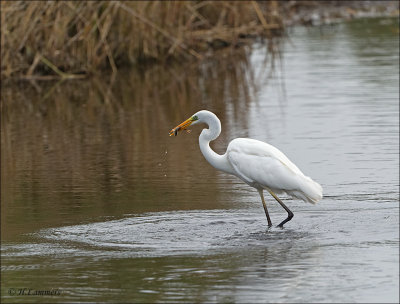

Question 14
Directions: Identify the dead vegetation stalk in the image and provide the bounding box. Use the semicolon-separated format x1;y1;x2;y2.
1;1;283;79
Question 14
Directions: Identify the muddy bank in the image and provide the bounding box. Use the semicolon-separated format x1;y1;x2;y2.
282;1;399;26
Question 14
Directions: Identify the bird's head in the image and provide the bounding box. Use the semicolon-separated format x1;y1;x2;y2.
169;110;213;136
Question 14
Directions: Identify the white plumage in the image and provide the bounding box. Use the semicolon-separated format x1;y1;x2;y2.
170;110;323;228
227;138;323;204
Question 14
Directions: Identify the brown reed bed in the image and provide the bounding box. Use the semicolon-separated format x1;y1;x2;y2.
1;1;283;79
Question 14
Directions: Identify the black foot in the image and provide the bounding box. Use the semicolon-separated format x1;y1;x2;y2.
277;212;294;228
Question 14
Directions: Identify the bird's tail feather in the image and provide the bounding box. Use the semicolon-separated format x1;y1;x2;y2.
285;176;323;204
298;176;323;204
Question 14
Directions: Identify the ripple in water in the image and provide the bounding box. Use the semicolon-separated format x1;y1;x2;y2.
27;209;311;258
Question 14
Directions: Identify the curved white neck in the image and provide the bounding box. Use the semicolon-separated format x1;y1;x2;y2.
198;115;233;175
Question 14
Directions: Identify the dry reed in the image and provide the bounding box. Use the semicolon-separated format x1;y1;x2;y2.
1;1;283;79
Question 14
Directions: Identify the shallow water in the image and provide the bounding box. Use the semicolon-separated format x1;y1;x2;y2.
1;18;399;303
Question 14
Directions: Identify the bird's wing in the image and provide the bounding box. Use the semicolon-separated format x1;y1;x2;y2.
226;138;323;203
226;138;305;190
226;138;322;204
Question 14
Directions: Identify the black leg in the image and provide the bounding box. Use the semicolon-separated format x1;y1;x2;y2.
258;189;272;227
267;189;294;228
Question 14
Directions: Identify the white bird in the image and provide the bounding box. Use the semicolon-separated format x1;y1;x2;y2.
169;110;323;228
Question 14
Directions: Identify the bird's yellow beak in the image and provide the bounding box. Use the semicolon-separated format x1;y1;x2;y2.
169;117;195;136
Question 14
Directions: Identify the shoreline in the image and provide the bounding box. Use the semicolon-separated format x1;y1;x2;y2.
1;1;398;80
282;0;399;27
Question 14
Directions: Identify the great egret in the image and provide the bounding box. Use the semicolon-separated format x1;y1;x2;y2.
169;110;323;228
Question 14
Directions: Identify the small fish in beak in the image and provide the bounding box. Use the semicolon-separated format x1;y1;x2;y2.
169;117;194;137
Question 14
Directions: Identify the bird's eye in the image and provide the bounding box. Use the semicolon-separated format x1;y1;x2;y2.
192;116;198;121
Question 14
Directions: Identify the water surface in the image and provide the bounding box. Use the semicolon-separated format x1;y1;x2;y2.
1;17;399;303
